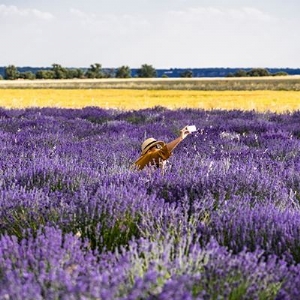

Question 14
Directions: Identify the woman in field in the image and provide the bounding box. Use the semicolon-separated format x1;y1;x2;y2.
134;126;192;171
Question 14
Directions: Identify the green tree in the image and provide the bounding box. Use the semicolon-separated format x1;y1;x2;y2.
234;69;248;77
66;68;84;79
51;64;68;79
115;66;131;78
75;68;85;78
273;71;288;76
36;70;55;79
246;68;270;77
19;71;36;80
85;63;104;78
137;64;157;78
4;65;19;80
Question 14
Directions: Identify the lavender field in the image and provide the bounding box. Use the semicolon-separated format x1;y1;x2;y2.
2;106;300;299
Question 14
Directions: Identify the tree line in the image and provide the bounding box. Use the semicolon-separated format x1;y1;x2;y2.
0;63;160;80
226;68;288;77
0;64;290;80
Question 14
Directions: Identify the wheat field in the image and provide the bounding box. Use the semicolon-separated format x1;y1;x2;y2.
0;88;300;112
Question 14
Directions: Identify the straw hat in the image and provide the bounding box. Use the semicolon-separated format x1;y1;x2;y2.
141;138;164;155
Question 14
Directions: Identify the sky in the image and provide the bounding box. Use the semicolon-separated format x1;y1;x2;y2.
0;0;299;69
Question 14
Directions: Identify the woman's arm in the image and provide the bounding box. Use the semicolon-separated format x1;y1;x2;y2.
166;126;191;153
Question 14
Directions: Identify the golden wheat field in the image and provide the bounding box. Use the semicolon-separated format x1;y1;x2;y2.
0;89;300;112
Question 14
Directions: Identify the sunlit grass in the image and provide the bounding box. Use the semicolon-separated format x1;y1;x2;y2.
0;89;300;112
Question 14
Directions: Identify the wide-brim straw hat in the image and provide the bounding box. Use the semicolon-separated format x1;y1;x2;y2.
141;138;164;155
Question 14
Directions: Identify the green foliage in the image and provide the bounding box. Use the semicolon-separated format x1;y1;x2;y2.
0;206;60;240
85;63;104;78
137;64;157;78
19;71;36;80
4;64;77;80
258;282;282;300
36;70;55;79
51;64;68;79
71;211;141;252
231;68;273;77
0;204;140;253
115;65;131;78
247;68;270;77
126;114;147;124
234;69;248;77
4;65;19;80
191;273;249;300
66;68;84;79
273;71;288;76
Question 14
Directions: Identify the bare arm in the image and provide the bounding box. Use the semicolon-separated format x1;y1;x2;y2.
166;126;191;153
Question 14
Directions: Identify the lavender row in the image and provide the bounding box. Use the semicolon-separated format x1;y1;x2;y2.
1;226;300;299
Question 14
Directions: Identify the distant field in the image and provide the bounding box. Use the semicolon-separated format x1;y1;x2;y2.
0;76;300;90
1;88;300;112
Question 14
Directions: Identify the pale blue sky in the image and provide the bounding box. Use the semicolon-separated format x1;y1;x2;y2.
0;0;299;68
